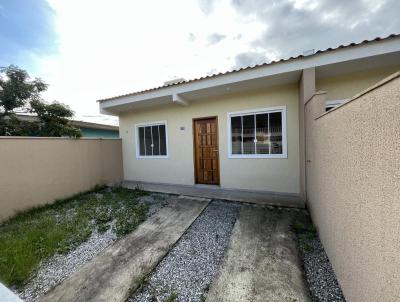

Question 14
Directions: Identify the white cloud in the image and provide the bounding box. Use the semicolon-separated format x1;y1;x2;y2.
36;0;399;126
36;0;264;125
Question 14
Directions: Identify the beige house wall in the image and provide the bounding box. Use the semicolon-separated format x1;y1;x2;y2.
298;68;316;200
119;84;300;194
305;73;400;302
0;138;123;222
316;64;400;101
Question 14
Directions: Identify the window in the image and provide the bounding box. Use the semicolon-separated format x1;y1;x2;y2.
136;121;168;158
325;99;347;111
228;106;287;158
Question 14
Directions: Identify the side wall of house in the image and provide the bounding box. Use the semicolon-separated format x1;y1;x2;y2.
305;74;400;302
316;64;400;101
0;138;123;222
119;84;300;194
79;127;119;138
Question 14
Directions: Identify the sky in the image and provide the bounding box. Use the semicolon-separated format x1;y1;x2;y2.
0;0;399;125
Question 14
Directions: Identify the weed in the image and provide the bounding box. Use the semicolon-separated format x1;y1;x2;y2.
0;186;149;287
134;184;146;195
136;274;150;291
302;242;313;252
164;292;178;302
292;223;316;234
293;222;317;252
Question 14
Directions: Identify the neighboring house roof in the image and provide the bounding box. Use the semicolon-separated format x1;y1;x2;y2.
98;34;400;103
71;120;118;131
15;114;119;131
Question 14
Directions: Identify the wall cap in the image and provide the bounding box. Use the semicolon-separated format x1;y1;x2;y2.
0;136;122;140
304;91;327;106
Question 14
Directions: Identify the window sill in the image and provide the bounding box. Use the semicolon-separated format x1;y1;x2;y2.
136;156;169;159
228;154;287;159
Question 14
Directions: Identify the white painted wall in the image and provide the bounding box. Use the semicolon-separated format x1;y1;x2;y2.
119;84;300;194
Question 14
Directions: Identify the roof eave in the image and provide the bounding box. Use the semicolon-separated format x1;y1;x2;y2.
99;34;400;113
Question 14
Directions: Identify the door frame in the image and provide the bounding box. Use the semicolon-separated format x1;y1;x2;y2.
192;116;221;185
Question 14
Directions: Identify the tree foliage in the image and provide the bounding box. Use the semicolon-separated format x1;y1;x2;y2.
0;65;81;137
0;65;47;116
30;100;81;138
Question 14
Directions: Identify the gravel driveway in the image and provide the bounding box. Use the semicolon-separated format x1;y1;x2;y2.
129;200;240;302
17;193;345;302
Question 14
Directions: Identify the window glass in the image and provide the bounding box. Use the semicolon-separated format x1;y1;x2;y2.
138;123;167;157
242;114;255;154
159;125;167;156
231;116;242;154
269;112;283;154
144;126;152;155
229;108;284;157
255;113;269;154
139;127;145;156
152;125;160;156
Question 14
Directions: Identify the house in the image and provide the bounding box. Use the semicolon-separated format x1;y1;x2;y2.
16;114;119;138
70;120;119;138
98;34;400;201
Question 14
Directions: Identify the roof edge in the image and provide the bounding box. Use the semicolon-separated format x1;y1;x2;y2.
98;33;400;103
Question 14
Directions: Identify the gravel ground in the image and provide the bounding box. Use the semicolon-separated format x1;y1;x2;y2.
17;192;170;302
138;193;171;217
297;227;346;302
17;229;117;301
129;200;241;302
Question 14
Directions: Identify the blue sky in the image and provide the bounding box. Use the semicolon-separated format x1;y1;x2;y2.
0;0;57;71
0;0;399;125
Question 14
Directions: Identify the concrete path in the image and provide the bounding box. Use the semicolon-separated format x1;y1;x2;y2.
206;206;310;302
124;181;304;208
40;196;209;302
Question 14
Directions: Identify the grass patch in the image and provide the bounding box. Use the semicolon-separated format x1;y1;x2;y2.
292;222;317;252
292;223;316;234
0;186;148;287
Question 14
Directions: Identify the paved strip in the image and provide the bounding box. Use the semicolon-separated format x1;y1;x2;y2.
206;205;310;302
124;181;304;208
40;196;209;302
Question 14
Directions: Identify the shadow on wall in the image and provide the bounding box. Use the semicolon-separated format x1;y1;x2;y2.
0;138;123;222
304;71;400;302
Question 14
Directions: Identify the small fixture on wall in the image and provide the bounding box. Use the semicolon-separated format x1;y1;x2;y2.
302;49;315;56
180;126;185;131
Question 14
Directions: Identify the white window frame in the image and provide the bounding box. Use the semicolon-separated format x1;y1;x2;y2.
135;120;169;159
227;106;287;159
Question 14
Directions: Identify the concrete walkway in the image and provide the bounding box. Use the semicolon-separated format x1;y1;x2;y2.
124;181;304;208
40;196;209;302
206;206;310;302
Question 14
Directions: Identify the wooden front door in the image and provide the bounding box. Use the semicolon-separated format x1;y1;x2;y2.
193;117;220;185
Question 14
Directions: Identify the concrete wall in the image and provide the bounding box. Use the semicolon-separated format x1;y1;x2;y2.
0;138;123;222
119;84;300;194
305;72;400;302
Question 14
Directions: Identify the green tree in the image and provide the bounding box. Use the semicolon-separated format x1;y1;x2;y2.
0;65;81;137
30;100;81;138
